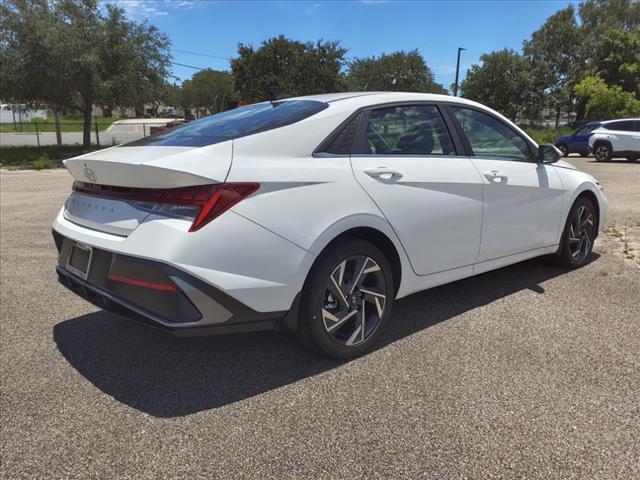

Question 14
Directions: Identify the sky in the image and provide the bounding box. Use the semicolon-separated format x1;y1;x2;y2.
110;0;574;89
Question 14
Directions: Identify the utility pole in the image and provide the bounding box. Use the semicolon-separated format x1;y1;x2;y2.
453;47;466;97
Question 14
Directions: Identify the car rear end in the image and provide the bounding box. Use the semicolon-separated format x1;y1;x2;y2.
52;138;315;336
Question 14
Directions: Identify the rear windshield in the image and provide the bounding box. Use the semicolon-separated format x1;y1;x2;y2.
128;100;328;147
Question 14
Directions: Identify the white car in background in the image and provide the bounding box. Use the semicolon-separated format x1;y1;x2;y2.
589;118;640;162
53;92;607;359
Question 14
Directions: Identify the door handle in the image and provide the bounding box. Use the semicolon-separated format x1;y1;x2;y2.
364;167;403;181
484;170;508;183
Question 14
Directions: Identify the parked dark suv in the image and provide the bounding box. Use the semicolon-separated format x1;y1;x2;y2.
555;122;602;157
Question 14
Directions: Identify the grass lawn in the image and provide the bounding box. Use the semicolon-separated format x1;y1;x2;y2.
0;117;117;133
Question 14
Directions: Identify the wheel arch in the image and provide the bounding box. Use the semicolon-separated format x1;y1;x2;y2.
317;226;403;297
282;224;406;333
592;138;613;153
574;189;601;236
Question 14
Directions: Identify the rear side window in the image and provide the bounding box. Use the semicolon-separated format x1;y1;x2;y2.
322;113;361;154
603;120;635;132
364;105;455;155
128;100;328;147
452;107;532;161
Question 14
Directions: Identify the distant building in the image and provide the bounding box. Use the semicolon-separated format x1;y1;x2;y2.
0;104;48;123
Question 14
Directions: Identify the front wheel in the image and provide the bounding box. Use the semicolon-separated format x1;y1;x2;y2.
557;143;569;157
297;239;394;359
552;197;597;268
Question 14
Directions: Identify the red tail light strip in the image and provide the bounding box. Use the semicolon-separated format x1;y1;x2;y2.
72;181;259;232
108;272;178;292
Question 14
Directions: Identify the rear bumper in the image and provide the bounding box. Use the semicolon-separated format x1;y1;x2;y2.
54;231;298;336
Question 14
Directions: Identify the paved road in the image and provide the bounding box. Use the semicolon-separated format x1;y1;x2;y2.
1;160;639;479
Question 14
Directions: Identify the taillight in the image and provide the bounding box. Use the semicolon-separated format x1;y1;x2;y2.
72;181;259;232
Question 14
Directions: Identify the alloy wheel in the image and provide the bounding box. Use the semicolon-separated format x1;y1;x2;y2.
595;145;610;162
321;255;387;347
568;205;594;262
558;144;568;157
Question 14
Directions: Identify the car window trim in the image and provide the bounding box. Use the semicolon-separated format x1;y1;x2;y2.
442;103;538;163
349;101;464;157
313;110;363;157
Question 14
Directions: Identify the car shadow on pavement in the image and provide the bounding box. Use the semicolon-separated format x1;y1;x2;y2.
53;254;598;418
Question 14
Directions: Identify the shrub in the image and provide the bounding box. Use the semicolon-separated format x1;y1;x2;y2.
34;153;54;170
0;145;108;168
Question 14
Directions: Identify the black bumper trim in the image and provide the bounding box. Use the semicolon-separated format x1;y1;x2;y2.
57;266;282;336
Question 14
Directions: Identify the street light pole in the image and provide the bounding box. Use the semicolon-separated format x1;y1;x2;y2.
453;47;466;97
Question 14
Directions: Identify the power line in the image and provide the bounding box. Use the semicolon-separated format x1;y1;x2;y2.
170;61;207;70
172;48;232;61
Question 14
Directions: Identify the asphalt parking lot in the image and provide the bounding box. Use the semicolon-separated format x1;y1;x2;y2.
1;157;639;479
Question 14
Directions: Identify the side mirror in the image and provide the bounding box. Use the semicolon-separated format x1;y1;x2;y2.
537;144;562;164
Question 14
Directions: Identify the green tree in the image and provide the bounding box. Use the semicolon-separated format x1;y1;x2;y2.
0;0;171;146
460;49;539;121
182;70;234;116
346;49;446;94
574;75;640;119
0;0;72;144
231;35;346;102
523;6;585;127
578;0;640;33
593;29;640;97
145;81;182;117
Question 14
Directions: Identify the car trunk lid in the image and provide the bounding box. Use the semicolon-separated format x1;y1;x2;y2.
62;142;233;236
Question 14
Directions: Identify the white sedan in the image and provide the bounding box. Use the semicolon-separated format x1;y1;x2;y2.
53;92;607;359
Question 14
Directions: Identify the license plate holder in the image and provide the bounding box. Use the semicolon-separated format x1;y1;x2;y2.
66;241;93;280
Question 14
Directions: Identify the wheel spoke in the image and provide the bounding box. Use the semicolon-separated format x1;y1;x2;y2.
328;275;348;307
345;304;366;346
325;309;358;333
350;257;380;293
580;213;593;229
360;288;386;317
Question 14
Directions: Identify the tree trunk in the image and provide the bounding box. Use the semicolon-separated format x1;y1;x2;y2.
82;97;93;147
54;109;62;146
554;107;561;129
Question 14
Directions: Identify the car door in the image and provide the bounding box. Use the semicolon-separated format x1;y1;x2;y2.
616;121;640;152
448;106;564;262
568;124;595;153
350;103;484;276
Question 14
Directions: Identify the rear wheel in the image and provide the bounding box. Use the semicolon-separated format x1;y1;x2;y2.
297;239;394;359
552;197;597;268
594;143;612;162
627;156;638;162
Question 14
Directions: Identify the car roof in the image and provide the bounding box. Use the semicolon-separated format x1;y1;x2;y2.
601;118;640;124
284;91;485;110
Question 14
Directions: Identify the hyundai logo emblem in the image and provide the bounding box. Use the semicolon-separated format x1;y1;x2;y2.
84;167;97;182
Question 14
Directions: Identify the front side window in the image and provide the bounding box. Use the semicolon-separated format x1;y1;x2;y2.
575;123;600;135
128;100;328;147
452;107;532;161
364;105;455;155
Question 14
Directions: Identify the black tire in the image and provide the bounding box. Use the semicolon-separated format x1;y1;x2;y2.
557;143;569;157
297;238;395;359
594;142;612;162
551;196;597;269
626;156;638;162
